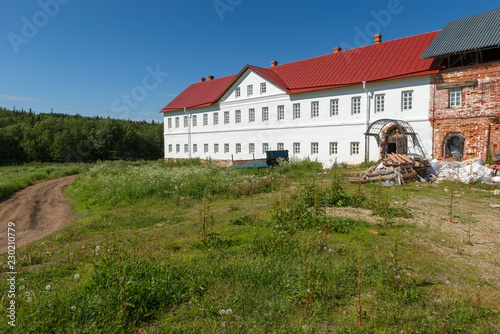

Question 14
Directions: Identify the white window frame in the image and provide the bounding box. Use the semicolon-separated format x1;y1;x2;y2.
224;143;229;154
278;105;284;120
176;144;180;153
204;144;209;153
401;90;413;111
192;115;197;127
175;117;179;128
277;143;284;151
329;142;338;155
311;142;319;154
235;87;241;98
203;114;208;126
249;143;255;154
249;108;255;122
350;142;360;155
293;103;300;119
235;110;241;124
213;112;219;125
375;94;385;113
224;111;230;124
293;142;300;154
184;144;188;153
351;97;361;115
262;107;269;122
184;116;188;127
193;144;197;153
247;85;253;96
260;82;267;94
449;88;462;107
236;143;241;154
168;144;172;153
330;99;339;116
262;143;269;153
214;143;219;153
168;118;172;129
311;101;319;118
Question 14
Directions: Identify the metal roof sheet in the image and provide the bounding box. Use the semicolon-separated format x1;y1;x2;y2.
421;8;500;59
162;31;441;113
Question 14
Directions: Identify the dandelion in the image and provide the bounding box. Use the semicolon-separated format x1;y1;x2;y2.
445;280;451;284
27;297;32;303
306;288;311;293
45;284;51;291
395;275;401;279
74;274;80;279
302;324;308;330
406;272;411;277
95;246;100;251
219;309;225;315
226;309;232;315
71;306;77;311
25;291;30;297
328;248;334;253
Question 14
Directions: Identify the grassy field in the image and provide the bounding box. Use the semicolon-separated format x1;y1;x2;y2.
0;163;85;200
0;160;499;333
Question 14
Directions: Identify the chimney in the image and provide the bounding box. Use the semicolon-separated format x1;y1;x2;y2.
374;34;382;44
333;46;342;53
200;77;206;82
208;75;215;80
270;60;278;67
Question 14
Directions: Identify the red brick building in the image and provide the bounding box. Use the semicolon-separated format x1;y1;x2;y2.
422;9;500;161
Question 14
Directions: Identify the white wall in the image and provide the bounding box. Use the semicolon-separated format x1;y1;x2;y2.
163;69;433;166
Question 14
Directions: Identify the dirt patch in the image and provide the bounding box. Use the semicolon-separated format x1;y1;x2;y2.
0;175;78;252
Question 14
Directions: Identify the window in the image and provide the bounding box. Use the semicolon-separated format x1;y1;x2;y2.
235;87;241;98
168;144;172;153
262;107;269;121
329;142;338;155
176;144;180;153
311;101;319;118
278;105;284;120
249;108;255;122
224;143;229;153
260;82;267;94
204;144;209;153
184;116;188;127
168;118;172;129
193;144;197;153
247;85;253;96
277;143;284;150
262;143;269;153
184;144;188;153
192;115;197;127
214;143;219;153
293;142;300;154
352;97;361;114
203;114;208;126
350;142;360;155
375;94;385;113
213;112;219;125
330;99;339;116
293;103;301;119
175;117;179;128
224;111;230;124
249;143;255;154
449;88;462;107
236;143;241;153
311;142;319;154
402;91;413;110
235;110;241;124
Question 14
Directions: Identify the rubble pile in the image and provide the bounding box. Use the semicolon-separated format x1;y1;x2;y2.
431;158;500;184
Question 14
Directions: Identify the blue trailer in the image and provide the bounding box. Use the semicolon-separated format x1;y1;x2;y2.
232;150;289;168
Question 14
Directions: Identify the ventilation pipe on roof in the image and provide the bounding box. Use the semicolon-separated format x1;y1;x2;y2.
271;60;278;67
374;34;382;44
333;47;342;53
200;77;206;82
208;76;215;80
184;107;191;159
363;81;372;162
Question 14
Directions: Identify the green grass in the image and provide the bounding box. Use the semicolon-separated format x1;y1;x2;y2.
0;163;85;200
0;160;498;333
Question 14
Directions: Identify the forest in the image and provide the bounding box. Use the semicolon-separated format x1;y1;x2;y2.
0;107;163;164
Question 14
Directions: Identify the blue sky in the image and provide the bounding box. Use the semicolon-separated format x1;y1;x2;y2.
0;1;498;122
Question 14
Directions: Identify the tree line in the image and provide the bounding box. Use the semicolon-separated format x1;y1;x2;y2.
0;107;164;164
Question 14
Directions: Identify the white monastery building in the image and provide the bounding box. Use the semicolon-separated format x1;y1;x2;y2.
162;32;441;167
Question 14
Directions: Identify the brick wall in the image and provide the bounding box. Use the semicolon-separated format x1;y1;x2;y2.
430;60;500;160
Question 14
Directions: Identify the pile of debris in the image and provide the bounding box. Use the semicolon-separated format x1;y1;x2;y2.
348;153;430;185
431;158;500;184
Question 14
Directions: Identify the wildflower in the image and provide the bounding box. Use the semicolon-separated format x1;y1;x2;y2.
395;275;401;279
302;324;308;330
95;246;100;251
306;288;311;293
25;291;30;297
445;280;451;284
323;246;327;251
328;248;334;253
226;309;232;315
27;297;32;303
219;309;225;315
74;274;80;279
45;284;51;291
406;272;411;277
71;305;77;311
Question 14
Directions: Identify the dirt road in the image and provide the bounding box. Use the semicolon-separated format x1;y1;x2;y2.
0;175;78;252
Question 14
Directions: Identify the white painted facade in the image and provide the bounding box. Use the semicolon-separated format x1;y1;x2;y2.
163;69;433;167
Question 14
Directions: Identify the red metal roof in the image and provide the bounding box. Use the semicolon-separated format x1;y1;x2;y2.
161;31;441;113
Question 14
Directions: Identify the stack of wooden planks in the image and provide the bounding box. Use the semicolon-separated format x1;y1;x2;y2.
348;154;430;184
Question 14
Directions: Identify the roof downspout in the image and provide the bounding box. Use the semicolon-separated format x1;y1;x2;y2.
184;107;191;160
363;81;371;163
